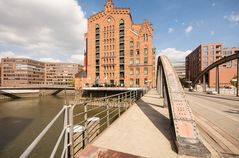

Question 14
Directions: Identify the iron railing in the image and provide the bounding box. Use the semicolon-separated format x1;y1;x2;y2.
20;105;72;158
20;90;142;158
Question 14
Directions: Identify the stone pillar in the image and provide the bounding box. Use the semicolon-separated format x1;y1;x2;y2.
216;66;220;94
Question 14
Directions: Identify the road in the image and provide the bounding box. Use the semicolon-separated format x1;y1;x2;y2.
186;92;239;157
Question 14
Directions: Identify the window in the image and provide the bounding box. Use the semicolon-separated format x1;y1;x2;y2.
203;57;208;61
228;51;232;55
136;78;140;86
120;37;124;43
120;50;124;56
136;42;140;48
223;51;226;56
96;47;100;53
144;48;148;55
136;50;140;56
120;65;124;71
143;34;148;42
203;46;208;51
130;69;134;75
95;24;100;34
120;72;124;78
130;59;134;65
96;67;99;72
144;57;148;64
130;41;134;48
144;78;148;85
130;50;133;56
130;79;134;87
136;68;140;75
210;56;214;61
120;58;124;64
120;44;124;50
136;58;140;64
227;61;232;68
144;68;148;75
203;51;208;56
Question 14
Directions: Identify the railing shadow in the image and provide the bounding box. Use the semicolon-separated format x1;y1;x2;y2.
135;99;176;152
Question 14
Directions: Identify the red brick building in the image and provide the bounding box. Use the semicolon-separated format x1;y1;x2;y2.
186;43;238;87
84;0;156;88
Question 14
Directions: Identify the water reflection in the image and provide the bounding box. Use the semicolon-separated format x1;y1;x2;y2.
0;95;74;158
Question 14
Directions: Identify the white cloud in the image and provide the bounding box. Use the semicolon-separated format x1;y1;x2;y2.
39;58;61;63
0;0;87;63
158;48;191;63
168;28;174;33
224;12;239;23
210;30;215;36
185;25;193;34
0;51;30;60
67;54;84;64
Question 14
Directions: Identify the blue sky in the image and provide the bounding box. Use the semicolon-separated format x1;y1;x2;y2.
0;0;239;63
78;0;239;62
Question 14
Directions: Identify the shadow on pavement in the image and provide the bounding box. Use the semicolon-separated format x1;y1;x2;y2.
223;109;239;115
136;99;176;152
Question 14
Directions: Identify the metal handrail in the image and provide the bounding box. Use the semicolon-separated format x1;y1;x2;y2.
20;105;71;158
20;89;145;158
70;90;139;156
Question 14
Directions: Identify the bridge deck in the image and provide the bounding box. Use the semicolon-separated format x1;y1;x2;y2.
87;89;195;157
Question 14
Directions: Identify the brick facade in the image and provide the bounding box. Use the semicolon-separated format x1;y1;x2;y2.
186;43;238;87
0;58;83;87
85;0;156;88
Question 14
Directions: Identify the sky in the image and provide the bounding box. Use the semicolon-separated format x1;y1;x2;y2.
0;0;239;64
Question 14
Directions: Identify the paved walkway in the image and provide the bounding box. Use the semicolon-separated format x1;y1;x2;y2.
92;89;189;158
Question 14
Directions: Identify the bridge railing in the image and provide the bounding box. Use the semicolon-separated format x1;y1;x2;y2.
20;90;143;158
70;90;139;156
20;105;72;158
156;55;210;157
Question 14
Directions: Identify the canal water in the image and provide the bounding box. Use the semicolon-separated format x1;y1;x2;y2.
0;95;75;158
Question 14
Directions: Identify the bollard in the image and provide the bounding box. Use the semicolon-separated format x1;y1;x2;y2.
86;117;100;143
71;125;85;155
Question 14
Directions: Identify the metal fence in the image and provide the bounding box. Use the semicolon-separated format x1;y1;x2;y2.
20;90;141;158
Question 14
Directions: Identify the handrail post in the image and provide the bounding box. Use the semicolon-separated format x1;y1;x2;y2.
118;95;121;116
69;105;74;158
84;103;88;147
130;91;132;106
106;98;110;127
125;93;127;109
64;106;69;158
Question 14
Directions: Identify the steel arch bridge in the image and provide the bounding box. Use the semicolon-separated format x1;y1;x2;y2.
156;55;210;157
192;52;239;96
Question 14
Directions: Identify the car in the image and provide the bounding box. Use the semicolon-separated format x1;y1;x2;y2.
206;91;217;95
189;87;195;92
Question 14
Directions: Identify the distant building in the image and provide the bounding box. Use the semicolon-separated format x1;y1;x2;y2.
0;58;83;87
186;43;238;87
0;63;2;86
45;63;83;86
173;62;186;79
0;58;45;87
84;0;156;88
